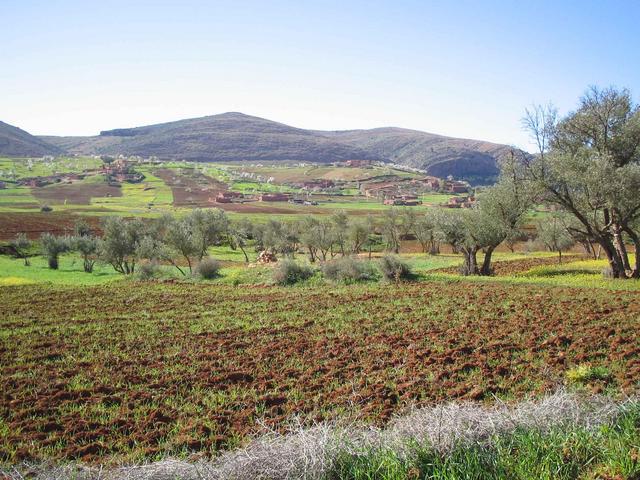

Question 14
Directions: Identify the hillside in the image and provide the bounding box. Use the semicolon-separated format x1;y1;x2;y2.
0;121;64;157
42;113;381;164
320;127;513;184
36;112;519;183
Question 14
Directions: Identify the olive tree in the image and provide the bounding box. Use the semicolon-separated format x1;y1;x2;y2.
522;86;640;278
381;208;402;253
536;214;575;263
40;233;71;270
99;217;147;274
71;235;100;273
161;209;229;274
10;233;31;266
414;212;439;254
262;219;299;257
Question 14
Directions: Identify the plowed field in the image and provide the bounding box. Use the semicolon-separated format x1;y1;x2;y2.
2;281;639;463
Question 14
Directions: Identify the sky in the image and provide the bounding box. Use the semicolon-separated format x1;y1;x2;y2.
3;0;640;149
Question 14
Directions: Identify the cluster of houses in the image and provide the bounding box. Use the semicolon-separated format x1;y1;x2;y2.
101;159;145;184
13;158;146;189
17;172;88;188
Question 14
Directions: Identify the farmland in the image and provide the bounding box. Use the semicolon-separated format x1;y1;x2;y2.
1;135;639;477
0;157;456;221
2;279;639;465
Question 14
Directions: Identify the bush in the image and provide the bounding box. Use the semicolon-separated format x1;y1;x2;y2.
40;204;52;212
322;256;377;284
195;257;221;279
272;259;314;285
136;261;160;280
566;364;610;385
379;255;413;282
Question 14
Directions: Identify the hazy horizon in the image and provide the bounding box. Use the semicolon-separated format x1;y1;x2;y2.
4;0;640;150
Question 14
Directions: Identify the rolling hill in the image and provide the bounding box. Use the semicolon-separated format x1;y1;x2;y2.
27;112;518;184
0;121;64;157
41;113;381;165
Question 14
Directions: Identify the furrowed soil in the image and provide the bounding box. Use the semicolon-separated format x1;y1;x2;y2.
31;183;123;205
435;256;585;276
0;212;103;240
2;281;639;464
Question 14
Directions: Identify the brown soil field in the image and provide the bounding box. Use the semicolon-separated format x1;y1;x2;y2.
435;256;586;276
154;169;228;207
1;281;638;463
31;183;122;205
0;212;103;240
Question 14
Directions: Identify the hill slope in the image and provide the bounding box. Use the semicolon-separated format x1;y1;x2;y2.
38;112;519;183
319;127;513;183
42;113;381;164
0;121;64;157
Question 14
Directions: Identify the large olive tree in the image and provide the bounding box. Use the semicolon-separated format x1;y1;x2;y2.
523;86;640;278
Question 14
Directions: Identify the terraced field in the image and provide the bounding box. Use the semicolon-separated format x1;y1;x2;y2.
2;280;639;464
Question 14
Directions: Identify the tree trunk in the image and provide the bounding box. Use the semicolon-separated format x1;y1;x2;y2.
461;247;479;276
623;227;640;279
479;245;495;276
238;244;249;263
599;236;628;278
612;224;631;272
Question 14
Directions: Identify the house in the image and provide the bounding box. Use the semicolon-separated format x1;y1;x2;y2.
302;179;334;189
421;176;441;190
344;159;372;167
444;180;469;194
259;193;290;202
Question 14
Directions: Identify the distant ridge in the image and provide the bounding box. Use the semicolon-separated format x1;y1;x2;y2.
11;112;519;184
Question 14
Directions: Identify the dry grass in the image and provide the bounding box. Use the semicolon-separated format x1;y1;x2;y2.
2;390;635;480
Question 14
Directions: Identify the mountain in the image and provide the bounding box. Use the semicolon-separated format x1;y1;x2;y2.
0;121;64;157
36;112;519;184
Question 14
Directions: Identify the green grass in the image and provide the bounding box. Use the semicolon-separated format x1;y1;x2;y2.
330;405;640;480
0;185;39;210
0;255;123;286
0;157;102;181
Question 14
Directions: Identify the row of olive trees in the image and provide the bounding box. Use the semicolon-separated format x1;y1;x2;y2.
19;210;232;275
11;220;101;271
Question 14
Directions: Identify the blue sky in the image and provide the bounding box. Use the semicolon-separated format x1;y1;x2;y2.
3;0;639;149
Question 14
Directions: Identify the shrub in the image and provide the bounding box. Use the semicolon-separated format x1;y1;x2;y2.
322;256;377;284
195;257;221;279
379;255;413;282
566;364;610;385
272;259;314;285
40;204;52;212
136;261;161;280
